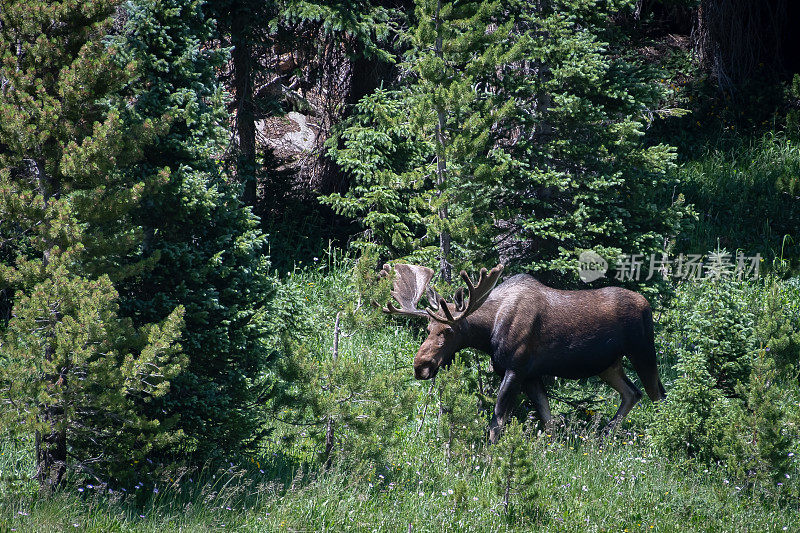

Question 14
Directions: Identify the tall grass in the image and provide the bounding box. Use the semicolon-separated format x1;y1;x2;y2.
2;422;796;531
677;132;800;263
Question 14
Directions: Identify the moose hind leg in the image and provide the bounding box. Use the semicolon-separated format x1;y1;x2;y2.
523;377;552;425
630;354;667;402
598;361;642;431
629;307;666;402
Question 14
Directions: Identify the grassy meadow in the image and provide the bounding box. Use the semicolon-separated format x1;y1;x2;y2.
2;251;798;532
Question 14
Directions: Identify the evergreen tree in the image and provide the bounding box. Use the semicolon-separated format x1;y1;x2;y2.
327;0;511;276
492;0;687;282
112;0;286;459
650;344;735;464
0;0;184;488
490;418;542;524
652;275;796;485
754;262;800;385
327;0;688;284
324;88;433;260
436;354;486;464
274;267;416;469
735;350;795;487
677;276;756;395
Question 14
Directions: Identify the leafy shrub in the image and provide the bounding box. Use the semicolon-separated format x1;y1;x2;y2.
652;275;798;489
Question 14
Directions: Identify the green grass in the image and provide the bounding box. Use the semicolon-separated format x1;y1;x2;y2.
2;430;796;531
2;259;798;532
676;132;800;264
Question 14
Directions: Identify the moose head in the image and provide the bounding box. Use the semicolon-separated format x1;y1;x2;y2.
378;263;504;380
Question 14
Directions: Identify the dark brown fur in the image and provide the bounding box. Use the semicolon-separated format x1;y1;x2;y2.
412;274;666;442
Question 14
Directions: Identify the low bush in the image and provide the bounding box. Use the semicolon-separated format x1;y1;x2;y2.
651;271;799;494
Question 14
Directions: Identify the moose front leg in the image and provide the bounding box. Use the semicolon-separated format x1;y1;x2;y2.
523;377;552;425
488;370;522;443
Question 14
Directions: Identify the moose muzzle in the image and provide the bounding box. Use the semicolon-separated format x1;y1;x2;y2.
414;361;437;380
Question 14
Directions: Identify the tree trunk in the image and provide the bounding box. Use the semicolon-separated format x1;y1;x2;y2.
30;158;67;491
323;312;342;468
35;405;67;490
692;0;788;94
231;3;257;206
434;0;452;283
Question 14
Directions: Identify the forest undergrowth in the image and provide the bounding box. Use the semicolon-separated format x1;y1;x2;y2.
2;252;798;532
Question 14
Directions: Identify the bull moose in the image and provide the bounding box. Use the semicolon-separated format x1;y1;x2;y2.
379;263;666;442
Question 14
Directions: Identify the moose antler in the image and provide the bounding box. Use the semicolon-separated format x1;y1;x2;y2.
377;263;437;318
426;265;504;325
378;263;504;325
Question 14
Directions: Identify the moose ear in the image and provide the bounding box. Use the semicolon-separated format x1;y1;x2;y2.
426;286;441;310
453;287;467;311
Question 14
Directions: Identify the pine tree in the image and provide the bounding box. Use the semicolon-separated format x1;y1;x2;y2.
273;271;415;469
327;0;512;276
680;276;756;395
736;350;794;487
490;418;541;524
436;354;486;464
327;0;688;284
111;0;286;459
754;263;800;385
652;274;797;485
493;0;689;283
324;88;433;260
650;345;735;464
0;0;184;488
